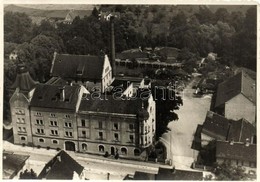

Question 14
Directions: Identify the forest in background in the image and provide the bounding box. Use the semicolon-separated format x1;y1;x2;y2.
3;5;257;121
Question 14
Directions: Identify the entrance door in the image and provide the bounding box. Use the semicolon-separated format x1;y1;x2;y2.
65;141;76;151
111;147;115;155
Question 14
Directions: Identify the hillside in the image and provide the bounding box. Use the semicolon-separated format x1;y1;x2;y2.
4;4;92;19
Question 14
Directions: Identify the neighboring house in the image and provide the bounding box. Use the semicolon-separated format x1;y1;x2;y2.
3;151;29;179
215;140;256;171
63;9;77;24
38;150;85;179
50;52;113;93
214;71;256;124
129;167;203;180
198;111;256;147
9;50;18;60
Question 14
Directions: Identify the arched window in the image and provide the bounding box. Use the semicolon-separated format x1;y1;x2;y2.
82;143;87;150
52;140;58;144
99;145;104;152
134;149;140;156
39;138;44;143
21;136;26;141
121;147;127;155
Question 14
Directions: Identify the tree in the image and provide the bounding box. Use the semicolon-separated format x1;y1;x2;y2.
91;7;100;19
19;169;37;179
214;8;230;23
215;163;249;180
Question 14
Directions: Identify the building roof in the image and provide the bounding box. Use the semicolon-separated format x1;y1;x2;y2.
10;64;38;92
116;52;148;60
155;47;180;58
51;53;105;81
228;118;256;142
38;150;84;179
202;111;256;142
202;111;231;140
216;141;256;162
215;71;256;108
30;84;81;111
133;171;156;180
79;95;149;116
3;152;29;179
156;168;203;180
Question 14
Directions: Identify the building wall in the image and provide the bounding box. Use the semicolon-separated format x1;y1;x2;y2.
10;90;33;145
225;94;255;124
102;55;113;92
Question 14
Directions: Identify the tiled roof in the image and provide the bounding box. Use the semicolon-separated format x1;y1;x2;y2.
51;53;105;81
215;71;256;108
30;84;81;110
79;95;149;116
216;141;256;162
3;152;29;179
38;150;84;179
133;171;155;180
10;64;38;92
202;111;231;140
202;111;256;142
156;168;203;180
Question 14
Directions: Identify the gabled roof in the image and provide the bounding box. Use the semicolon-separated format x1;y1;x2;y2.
30;84;81;111
201;111;231;140
51;53;106;81
38;150;84;179
202;111;256;142
10;64;38;92
3;152;29;179
216;141;256;162
215;71;256;108
79;95;149;116
156;168;203;180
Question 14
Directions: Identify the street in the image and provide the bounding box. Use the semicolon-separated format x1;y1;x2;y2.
160;76;212;170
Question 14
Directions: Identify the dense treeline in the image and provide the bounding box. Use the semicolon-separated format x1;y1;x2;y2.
3;5;256;122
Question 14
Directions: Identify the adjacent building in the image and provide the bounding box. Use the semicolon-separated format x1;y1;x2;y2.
214;71;256;124
38;150;85;179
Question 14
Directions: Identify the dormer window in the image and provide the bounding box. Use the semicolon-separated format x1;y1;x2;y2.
76;70;83;75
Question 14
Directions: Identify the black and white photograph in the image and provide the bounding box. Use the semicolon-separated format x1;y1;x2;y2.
2;1;257;180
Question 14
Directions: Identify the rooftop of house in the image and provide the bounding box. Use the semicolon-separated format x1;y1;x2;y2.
110;79;132;91
215;71;256;108
156;167;203;180
216;141;256;163
38;150;84;180
202;111;256;142
116;51;148;60
79;95;149;118
154;47;180;58
10;64;38;92
30;84;81;111
3;151;29;179
51;53;106;81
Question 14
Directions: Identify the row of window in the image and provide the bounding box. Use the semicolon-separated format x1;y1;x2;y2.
19;136;58;145
34;112;70;118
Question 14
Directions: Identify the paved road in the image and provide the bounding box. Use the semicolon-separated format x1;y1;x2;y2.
161;76;212;170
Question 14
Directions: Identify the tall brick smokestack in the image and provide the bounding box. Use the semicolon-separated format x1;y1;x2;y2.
110;15;116;77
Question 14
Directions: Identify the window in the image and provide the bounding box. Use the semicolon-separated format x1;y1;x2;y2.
52;140;58;144
98;122;102;129
114;133;119;141
64;122;72;128
39;138;44;143
16;109;25;115
65;114;70;118
81;119;86;127
50;113;56;117
37;129;44;134
50;120;58;126
65;131;73;137
51;130;58;136
129;124;134;130
121;147;127;155
145;126;148;133
36;112;42;116
114;123;118;130
17;118;21;123
134;149;140;156
129;135;134;143
36;119;44;125
82;143;87;150
99;132;103;140
99;145;104;152
21;118;25;123
20;136;26;141
18;127;26;133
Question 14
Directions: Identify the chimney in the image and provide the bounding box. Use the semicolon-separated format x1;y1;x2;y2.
59;86;65;101
245;138;250;147
57;155;61;162
110;15;116;77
